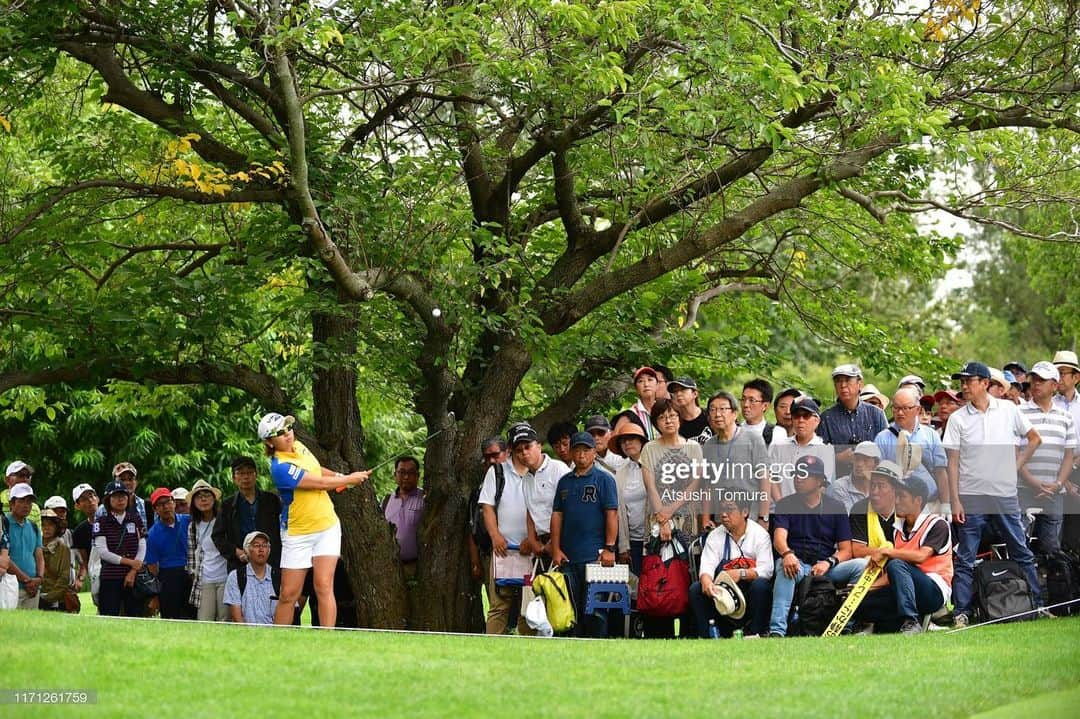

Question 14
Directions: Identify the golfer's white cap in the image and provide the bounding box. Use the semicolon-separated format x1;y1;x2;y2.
258;412;295;440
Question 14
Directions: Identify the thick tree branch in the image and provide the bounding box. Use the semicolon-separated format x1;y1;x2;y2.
682;282;779;329
57;42;250;170
267;12;375;303
0;360;290;410
553;150;588;247
338;88;418;157
542;135;900;334
837;187;888;224
3;180;282;245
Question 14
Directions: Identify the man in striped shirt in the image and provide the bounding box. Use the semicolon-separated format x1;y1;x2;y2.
1020;362;1077;554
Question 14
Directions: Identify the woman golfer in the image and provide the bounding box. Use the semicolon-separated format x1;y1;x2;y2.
259;412;369;626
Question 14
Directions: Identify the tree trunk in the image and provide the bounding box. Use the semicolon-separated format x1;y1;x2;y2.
411;340;533;631
311;309;409;629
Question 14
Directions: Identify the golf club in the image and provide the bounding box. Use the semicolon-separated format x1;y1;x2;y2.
336;411;456;492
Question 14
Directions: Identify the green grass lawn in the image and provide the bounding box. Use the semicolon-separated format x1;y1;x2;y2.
2;612;1078;718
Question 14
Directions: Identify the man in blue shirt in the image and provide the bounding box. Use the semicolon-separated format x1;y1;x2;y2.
144;487;193;619
768;456;865;637
224;531;279;624
875;386;948;506
5;483;44;609
551;432;619;637
818;364;888;475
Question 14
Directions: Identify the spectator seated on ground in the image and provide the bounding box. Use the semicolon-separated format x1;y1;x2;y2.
856;470;952;635
688;489;774;638
826;441;880;513
767;455;866;637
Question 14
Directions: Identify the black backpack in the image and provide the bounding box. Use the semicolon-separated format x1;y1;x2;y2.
974;559;1034;622
790;575;841;636
1040;551;1080;616
470;463;505;554
235;566;281;599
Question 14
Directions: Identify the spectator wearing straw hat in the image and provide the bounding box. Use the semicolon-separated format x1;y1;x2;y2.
38;509;71;611
859;385;889;414
609;419;649;575
1053;351;1080;450
186;479;229;621
689;489;774;638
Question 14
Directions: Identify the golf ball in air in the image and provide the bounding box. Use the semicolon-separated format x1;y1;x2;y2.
432;308;442;317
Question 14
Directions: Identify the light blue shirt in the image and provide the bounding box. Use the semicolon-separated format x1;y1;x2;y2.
223;564;278;624
875;422;946;499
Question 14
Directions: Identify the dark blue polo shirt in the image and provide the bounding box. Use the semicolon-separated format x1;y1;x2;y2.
552;465;618;564
145;514;191;569
818;400;887;447
773;493;852;564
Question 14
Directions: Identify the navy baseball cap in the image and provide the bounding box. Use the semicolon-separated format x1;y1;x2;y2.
1003;361;1027;375
570;431;596;449
951;361;990;380
794;455;828;483
790;396;821;417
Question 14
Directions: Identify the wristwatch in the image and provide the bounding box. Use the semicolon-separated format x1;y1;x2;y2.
739;568;747;581
603;544;616;553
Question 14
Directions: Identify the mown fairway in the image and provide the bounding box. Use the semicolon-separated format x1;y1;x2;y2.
3;612;1078;718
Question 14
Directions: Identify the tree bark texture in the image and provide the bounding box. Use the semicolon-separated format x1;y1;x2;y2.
312;309;409;629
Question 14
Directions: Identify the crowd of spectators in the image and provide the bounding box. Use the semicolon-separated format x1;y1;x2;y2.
1;351;1077;638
